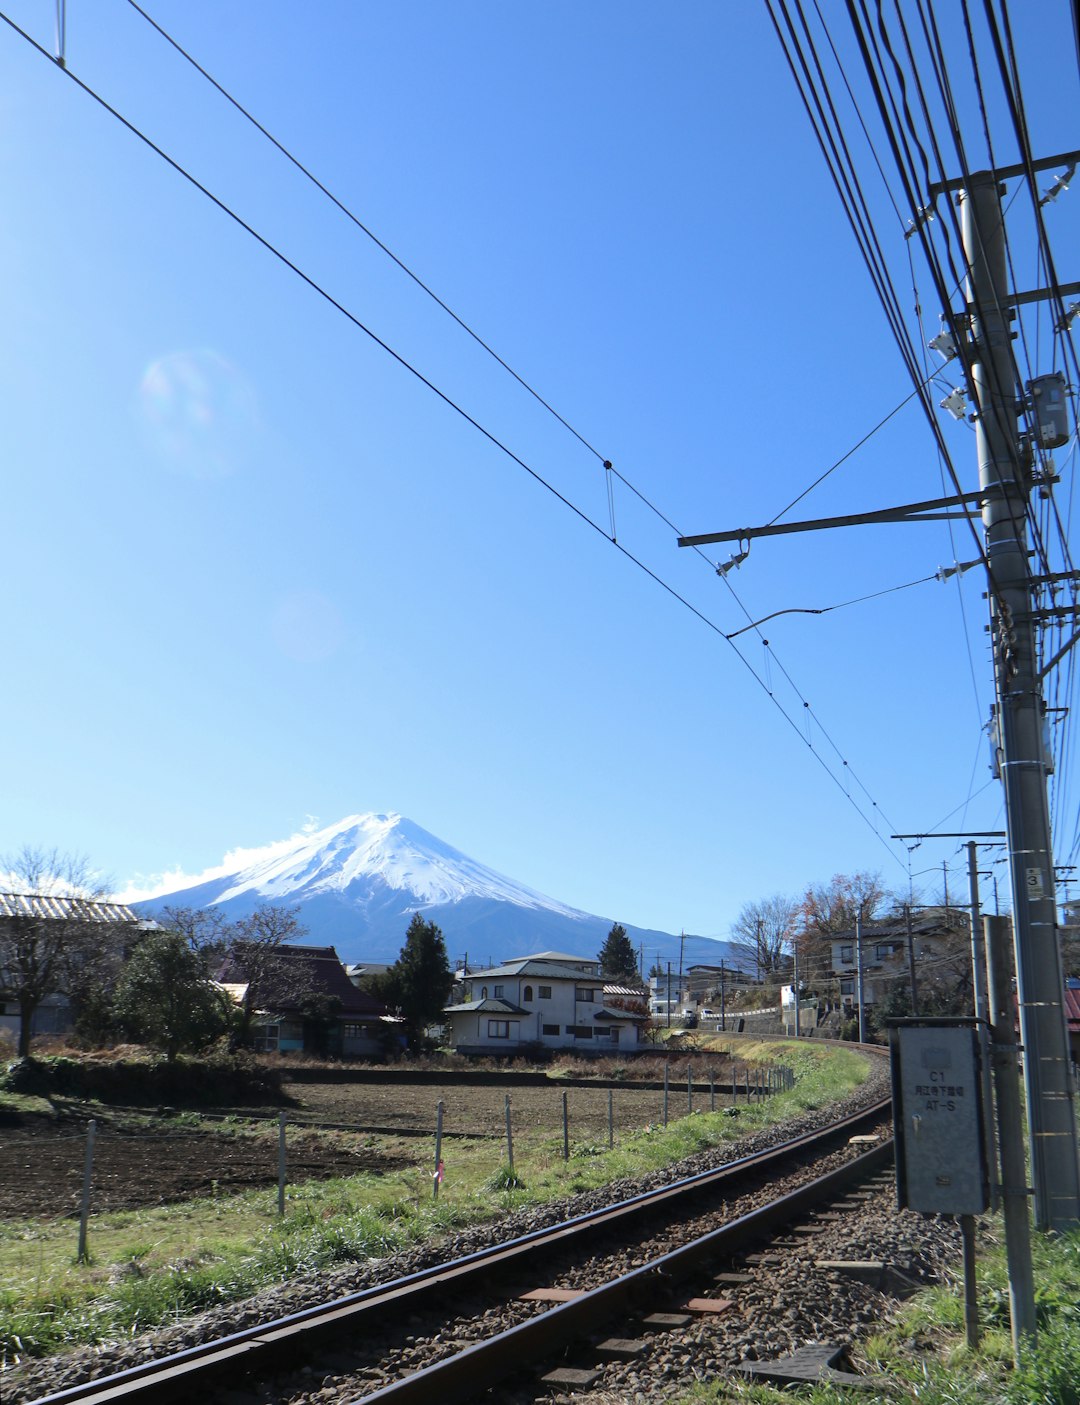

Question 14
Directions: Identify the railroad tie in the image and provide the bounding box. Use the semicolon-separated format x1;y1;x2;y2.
595;1338;648;1360
682;1296;735;1314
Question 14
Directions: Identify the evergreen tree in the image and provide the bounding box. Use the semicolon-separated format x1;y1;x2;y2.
388;913;453;1047
114;931;229;1062
598;922;638;982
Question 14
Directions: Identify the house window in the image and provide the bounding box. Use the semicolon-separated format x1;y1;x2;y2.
839;945;853;963
840;979;855;995
542;1023;560;1036
254;1023;279;1053
876;943;901;960
342;1023;371;1039
575;988;597;1003
493;985;504;998
487;1020;510;1038
572;1025;593;1039
538;985;552;999
481;986;488;999
604;1028;619;1041
523;985;533;1002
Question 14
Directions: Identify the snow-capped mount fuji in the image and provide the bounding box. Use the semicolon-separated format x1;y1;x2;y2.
131;813;737;968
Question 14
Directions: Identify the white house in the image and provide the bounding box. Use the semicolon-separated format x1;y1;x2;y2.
443;951;648;1055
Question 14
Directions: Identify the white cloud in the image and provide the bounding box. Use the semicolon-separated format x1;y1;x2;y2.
114;823;323;904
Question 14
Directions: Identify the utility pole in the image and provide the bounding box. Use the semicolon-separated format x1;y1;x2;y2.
904;903;919;1015
855;912;866;1043
791;941;798;1038
984;914;1037;1355
966;842;988;1024
959;169;1080;1230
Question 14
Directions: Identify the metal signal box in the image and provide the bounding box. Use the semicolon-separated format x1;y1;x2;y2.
1027;372;1070;449
890;1019;989;1216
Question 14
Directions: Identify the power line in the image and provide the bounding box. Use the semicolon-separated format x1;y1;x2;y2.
122;0;610;468
0;5;910;869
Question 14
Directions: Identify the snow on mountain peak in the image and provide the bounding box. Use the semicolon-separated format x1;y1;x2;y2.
201;812;587;917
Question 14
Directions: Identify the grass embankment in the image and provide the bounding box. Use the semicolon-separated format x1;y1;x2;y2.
0;1040;869;1364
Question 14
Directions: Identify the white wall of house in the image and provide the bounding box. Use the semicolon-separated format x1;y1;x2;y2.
446;957;641;1053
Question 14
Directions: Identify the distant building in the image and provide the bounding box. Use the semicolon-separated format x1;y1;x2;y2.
443;951;648;1055
828;907;970;1010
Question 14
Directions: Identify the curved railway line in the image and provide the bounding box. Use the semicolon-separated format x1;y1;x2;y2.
30;1094;902;1405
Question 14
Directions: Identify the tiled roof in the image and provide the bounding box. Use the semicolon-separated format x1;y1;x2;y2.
0;892;139;923
467;959;602;981
444;998;529;1015
217;943;389;1017
1065;986;1080;1032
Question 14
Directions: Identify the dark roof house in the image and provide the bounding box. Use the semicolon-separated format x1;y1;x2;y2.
217;943;397;1057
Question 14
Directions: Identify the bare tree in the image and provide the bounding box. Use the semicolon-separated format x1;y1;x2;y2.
798;872;886;956
729;894;799;979
0;846;127;1057
218;905;311;1043
157;905;233;968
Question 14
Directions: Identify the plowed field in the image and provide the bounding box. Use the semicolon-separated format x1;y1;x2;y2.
0;1073;709;1220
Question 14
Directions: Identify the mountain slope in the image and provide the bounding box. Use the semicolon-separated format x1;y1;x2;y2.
132;813;737;969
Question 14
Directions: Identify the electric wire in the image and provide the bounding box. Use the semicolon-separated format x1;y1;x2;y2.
118;0;922;859
121;0;610;468
0;5;911;870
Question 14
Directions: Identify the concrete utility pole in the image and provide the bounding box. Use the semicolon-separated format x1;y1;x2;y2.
855;913;866;1043
984;915;1037;1355
966;842;989;1025
961;170;1080;1230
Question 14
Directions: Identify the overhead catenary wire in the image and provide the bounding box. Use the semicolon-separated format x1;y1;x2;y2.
121;0;610;470
113;0;923;861
0;5;911;871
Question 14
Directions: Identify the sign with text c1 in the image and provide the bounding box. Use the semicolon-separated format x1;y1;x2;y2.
889;1019;989;1216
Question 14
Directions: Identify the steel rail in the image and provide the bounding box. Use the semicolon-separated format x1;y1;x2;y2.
356;1139;896;1403
30;1097;891;1405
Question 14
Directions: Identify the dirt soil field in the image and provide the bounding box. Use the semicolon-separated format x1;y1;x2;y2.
0;1122;412;1221
0;1074;708;1220
284;1076;678;1139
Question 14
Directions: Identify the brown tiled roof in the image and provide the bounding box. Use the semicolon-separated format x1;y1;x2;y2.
218;943;388;1018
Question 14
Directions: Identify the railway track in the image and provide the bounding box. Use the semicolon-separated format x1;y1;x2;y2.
31;1096;894;1405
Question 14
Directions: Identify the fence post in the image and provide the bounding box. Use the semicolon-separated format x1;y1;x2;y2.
277;1113;287;1216
608;1087;614;1149
433;1100;445;1200
663;1063;669;1126
687;1063;693;1114
562;1090;569;1160
710;1069;715;1112
77;1119;96;1263
505;1093;514;1175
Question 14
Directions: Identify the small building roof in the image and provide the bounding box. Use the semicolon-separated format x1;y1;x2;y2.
0;892;139;923
466;957;603;982
443;998;529;1016
217;943;389;1018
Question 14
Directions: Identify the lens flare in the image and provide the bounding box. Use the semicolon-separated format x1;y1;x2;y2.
139;348;258;478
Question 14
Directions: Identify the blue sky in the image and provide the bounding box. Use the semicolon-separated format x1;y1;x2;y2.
2;2;1077;938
